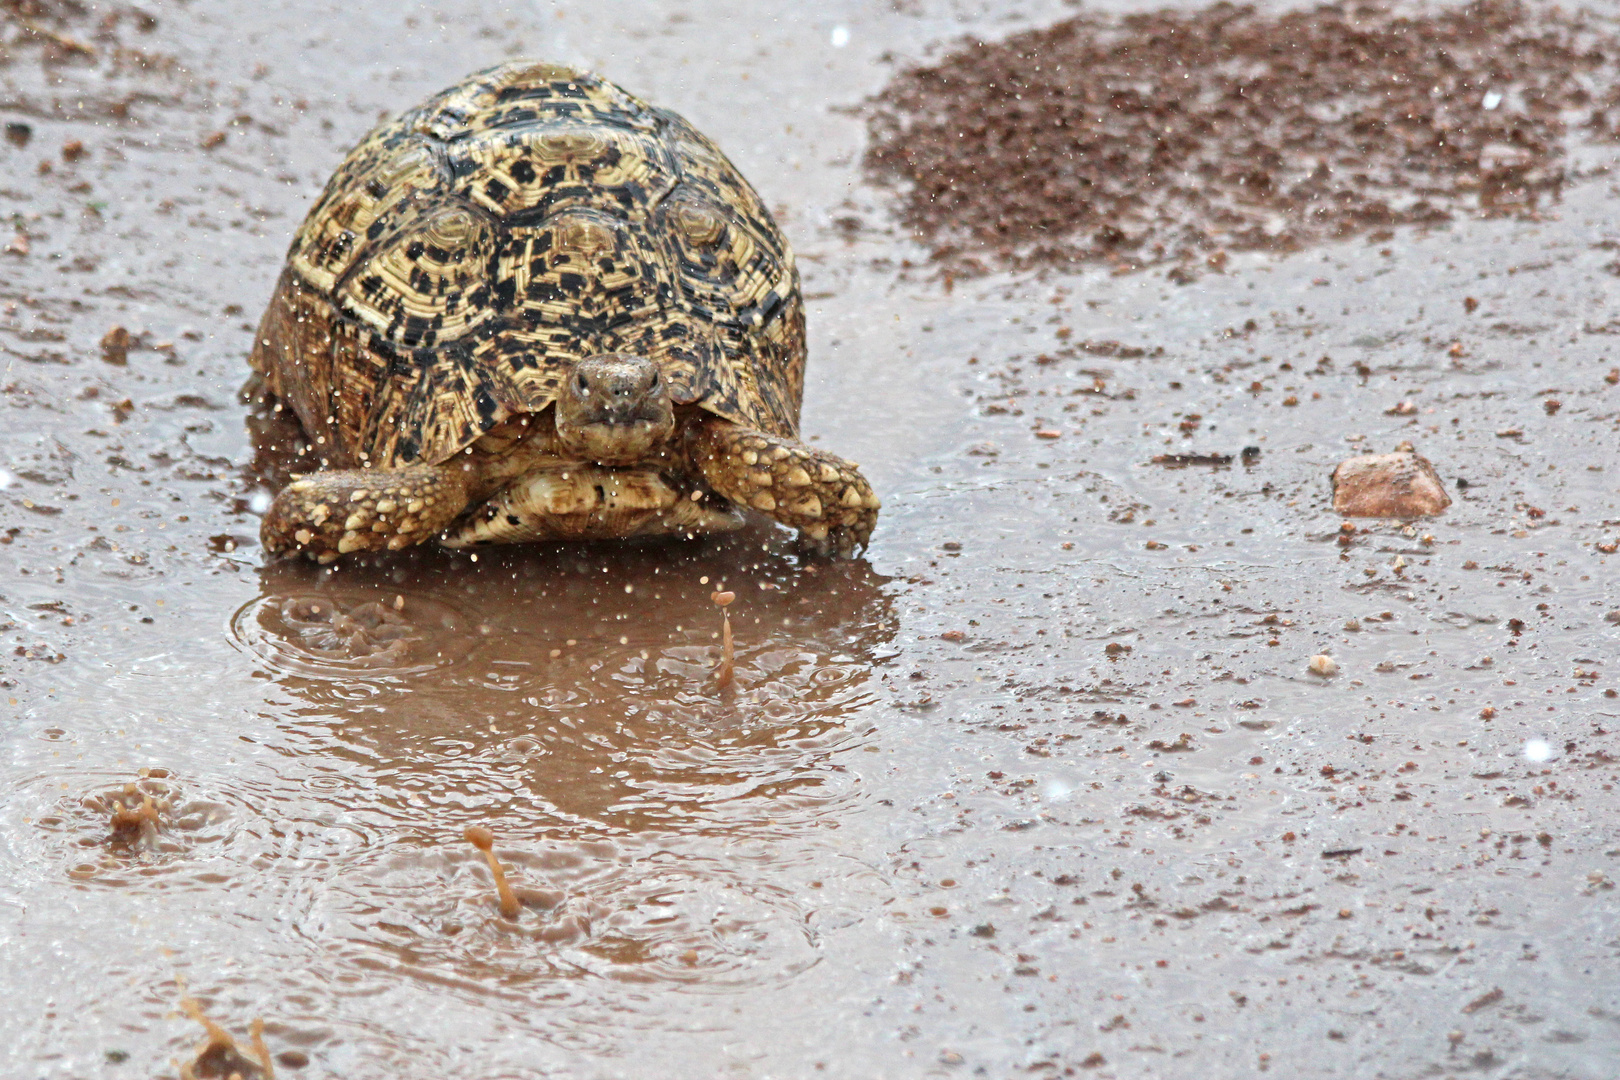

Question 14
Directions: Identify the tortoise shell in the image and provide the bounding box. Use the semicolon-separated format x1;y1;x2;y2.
251;60;805;469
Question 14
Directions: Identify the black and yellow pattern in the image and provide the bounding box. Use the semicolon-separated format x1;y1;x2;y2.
252;60;805;469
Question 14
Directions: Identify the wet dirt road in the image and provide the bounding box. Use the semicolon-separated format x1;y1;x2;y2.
2;1;1618;1077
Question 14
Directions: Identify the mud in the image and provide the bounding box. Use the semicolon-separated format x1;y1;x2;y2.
866;0;1620;276
2;1;1619;1078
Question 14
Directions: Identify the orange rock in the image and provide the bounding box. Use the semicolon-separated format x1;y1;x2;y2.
1330;442;1450;517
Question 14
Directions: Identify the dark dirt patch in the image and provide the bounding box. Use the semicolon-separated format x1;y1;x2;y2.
865;0;1620;276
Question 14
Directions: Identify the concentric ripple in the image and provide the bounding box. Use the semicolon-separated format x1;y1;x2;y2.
8;770;248;889
230;591;479;678
307;834;822;1003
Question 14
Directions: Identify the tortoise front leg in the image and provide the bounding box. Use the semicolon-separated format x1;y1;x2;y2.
261;463;474;562
684;416;880;557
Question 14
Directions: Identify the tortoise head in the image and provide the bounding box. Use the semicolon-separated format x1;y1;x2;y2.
554;353;677;466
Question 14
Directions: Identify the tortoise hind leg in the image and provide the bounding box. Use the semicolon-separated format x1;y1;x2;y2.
262;463;474;562
684;416;880;557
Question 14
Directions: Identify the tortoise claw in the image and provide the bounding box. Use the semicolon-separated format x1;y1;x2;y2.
686;417;878;558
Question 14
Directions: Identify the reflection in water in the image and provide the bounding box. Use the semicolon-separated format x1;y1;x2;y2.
242;536;895;830
216;534;896;1031
232;592;480;675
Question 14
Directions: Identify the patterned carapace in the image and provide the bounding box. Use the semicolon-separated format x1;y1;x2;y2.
251;60;806;469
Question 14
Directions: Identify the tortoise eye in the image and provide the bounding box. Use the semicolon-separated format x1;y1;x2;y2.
648;369;660;388
575;372;590;394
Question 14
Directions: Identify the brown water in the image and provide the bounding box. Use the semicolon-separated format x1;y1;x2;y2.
3;1;1618;1077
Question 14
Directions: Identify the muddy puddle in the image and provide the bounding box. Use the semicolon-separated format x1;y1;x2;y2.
3;0;1618;1077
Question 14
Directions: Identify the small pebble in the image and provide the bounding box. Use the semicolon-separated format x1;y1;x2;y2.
1309;654;1338;677
1330;442;1450;517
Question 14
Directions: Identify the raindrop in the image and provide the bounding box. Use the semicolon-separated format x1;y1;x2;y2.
1524;739;1551;762
830;25;850;48
1040;777;1072;802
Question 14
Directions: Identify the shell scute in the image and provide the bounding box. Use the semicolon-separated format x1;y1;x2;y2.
291;142;446;293
336;203;500;346
447;122;678;221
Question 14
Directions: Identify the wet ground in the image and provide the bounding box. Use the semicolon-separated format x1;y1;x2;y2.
2;1;1618;1077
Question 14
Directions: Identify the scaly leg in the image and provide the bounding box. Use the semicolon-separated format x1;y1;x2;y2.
684;416;879;557
261;463;474;562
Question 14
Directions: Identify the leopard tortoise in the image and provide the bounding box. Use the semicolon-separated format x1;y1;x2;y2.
248;60;878;562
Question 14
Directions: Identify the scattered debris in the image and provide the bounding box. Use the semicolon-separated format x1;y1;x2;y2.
1462;987;1505;1014
1152;452;1233;467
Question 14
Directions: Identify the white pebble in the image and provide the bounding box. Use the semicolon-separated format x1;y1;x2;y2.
1309;654;1338;677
